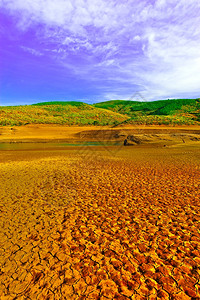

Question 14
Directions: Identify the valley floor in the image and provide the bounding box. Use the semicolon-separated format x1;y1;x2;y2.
1;124;200;143
0;138;200;299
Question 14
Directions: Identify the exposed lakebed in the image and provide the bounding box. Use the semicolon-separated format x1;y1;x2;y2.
0;141;121;151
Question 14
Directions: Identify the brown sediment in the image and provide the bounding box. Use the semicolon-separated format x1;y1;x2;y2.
0;124;200;143
0;142;200;299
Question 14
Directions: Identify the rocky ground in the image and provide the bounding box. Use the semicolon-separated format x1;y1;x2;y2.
0;144;200;299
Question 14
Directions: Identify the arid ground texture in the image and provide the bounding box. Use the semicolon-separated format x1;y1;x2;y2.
0;125;200;299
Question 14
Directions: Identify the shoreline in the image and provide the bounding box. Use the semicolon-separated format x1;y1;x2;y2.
1;124;200;143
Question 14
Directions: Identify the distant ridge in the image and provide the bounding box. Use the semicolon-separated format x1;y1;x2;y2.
94;98;200;125
0;98;199;126
0;101;128;126
33;101;86;106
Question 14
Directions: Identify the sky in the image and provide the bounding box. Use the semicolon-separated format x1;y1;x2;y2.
0;0;200;105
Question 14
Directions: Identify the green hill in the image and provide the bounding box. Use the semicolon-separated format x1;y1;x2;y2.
0;99;199;126
94;98;200;125
0;101;128;126
33;101;85;107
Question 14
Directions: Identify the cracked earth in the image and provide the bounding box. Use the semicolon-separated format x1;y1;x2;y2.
0;145;200;299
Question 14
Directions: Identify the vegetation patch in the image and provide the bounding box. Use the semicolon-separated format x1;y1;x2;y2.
0;102;128;126
0;99;200;126
94;98;200;125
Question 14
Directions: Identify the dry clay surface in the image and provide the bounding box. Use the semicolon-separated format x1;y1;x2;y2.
1;124;200;143
0;145;200;299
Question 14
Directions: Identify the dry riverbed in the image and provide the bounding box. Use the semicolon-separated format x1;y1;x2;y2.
0;124;200;146
0;127;200;299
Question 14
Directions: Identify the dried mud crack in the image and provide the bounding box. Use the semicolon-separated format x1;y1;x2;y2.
0;146;200;299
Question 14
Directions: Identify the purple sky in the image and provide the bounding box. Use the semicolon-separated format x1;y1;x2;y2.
0;0;200;105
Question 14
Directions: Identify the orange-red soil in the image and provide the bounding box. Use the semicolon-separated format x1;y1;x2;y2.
0;143;200;299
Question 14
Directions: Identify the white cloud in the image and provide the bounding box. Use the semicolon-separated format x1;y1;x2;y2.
0;0;132;33
133;35;141;41
95;59;115;67
138;4;200;99
62;36;93;51
21;46;43;56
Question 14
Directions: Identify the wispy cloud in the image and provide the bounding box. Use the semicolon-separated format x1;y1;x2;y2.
21;46;43;56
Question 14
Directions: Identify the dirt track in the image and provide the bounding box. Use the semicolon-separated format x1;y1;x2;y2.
0;143;200;299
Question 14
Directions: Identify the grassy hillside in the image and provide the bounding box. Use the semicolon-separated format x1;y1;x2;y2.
0;102;128;126
94;98;200;125
33;101;85;107
0;99;199;126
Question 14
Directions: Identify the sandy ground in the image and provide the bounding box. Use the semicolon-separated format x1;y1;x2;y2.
0;124;200;143
0;142;200;299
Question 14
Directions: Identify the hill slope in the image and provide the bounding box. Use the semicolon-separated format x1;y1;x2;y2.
0;99;200;126
0;102;128;126
94;98;200;125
